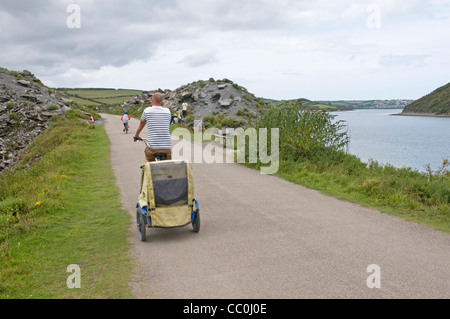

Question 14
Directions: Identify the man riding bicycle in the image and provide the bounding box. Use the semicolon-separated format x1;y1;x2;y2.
122;111;131;133
134;93;172;162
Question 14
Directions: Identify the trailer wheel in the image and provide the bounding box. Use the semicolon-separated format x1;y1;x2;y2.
136;209;147;242
192;209;200;233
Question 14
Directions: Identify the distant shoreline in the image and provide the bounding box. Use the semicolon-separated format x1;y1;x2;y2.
391;112;450;118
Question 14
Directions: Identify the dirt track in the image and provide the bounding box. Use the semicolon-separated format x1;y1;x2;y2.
102;113;450;299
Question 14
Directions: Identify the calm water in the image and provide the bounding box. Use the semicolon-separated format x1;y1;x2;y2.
331;109;450;172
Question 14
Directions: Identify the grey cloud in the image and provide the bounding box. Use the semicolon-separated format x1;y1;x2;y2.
179;50;219;68
0;0;317;75
0;0;178;72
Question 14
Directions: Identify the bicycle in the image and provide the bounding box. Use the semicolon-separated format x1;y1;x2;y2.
134;137;200;241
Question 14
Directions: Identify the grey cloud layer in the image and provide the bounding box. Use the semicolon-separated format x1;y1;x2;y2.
0;0;316;72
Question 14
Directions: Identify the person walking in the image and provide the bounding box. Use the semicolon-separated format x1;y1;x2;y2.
134;93;172;162
182;101;188;118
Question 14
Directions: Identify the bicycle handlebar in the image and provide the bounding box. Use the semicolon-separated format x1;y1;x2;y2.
134;137;150;148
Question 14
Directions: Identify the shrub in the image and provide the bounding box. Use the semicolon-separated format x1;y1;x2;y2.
242;94;252;102
9;113;19;121
47;105;59;111
256;100;349;161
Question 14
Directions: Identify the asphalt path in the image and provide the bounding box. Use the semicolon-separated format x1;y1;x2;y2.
102;113;450;299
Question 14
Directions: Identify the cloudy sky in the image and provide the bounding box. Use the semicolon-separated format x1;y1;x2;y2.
1;0;449;100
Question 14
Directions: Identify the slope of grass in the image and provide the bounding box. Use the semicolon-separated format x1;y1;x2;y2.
58;88;143;108
403;82;450;115
0;113;133;299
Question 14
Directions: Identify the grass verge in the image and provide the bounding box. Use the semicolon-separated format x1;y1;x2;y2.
0;113;133;299
243;101;449;233
246;153;449;233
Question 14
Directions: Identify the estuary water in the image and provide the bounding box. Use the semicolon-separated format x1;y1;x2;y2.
331;109;450;172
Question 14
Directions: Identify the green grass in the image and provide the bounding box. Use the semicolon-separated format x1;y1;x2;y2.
69;96;102;107
0;114;133;299
66;89;142;99
94;97;137;104
246;153;450;233
244;100;450;233
58;88;143;108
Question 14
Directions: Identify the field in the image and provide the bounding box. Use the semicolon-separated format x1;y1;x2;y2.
57;88;143;108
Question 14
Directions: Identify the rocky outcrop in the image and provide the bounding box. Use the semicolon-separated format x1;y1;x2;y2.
121;79;265;122
0;67;71;172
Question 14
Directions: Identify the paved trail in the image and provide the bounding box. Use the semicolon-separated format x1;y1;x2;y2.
102;113;450;299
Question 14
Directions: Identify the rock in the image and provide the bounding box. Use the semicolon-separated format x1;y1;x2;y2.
0;67;68;172
120;78;265;126
180;92;192;102
61;105;72;113
61;98;74;104
211;93;221;102
21;70;33;77
0;113;9;122
17;80;31;86
219;98;234;108
21;94;39;102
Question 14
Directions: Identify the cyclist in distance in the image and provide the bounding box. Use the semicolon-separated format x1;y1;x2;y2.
122;110;131;133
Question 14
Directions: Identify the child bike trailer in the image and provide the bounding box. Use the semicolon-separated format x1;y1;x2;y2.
136;160;200;241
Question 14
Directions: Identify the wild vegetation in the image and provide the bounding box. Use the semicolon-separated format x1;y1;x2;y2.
0;111;132;298
402;82;450;115
245;100;450;232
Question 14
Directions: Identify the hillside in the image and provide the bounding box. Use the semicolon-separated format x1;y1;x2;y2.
57;88;143;108
0;67;74;172
402;82;450;115
120;79;266;126
310;99;413;110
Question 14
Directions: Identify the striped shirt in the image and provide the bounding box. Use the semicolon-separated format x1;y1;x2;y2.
141;106;172;149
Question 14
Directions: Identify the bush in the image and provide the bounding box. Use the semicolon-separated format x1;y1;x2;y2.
256;100;349;161
47;105;59;111
242;94;252;102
